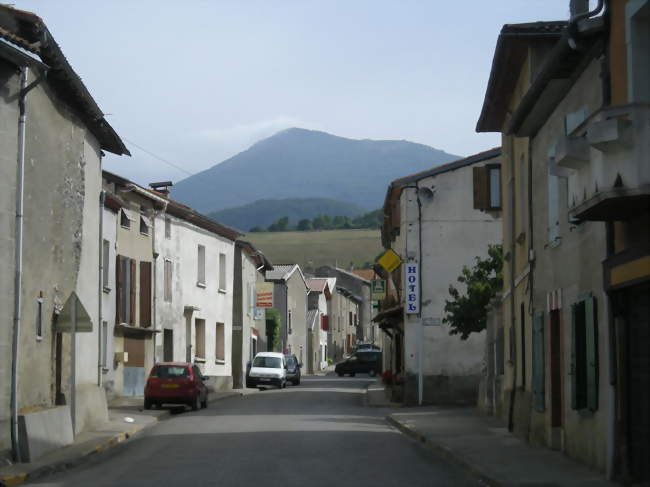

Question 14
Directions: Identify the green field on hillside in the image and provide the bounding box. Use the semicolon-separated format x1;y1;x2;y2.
246;229;382;271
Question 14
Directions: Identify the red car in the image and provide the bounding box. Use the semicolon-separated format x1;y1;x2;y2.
144;363;208;411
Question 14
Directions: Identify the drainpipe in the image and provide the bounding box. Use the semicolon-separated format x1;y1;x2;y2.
98;190;105;386
568;0;605;49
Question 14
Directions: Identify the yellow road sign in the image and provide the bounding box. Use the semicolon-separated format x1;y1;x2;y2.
377;248;402;273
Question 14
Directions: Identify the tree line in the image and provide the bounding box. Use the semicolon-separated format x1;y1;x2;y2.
249;209;382;232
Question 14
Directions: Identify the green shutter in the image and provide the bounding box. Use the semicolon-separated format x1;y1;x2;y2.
585;295;598;411
570;303;577;410
532;311;545;412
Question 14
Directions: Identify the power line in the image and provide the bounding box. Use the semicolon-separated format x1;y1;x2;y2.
122;137;194;177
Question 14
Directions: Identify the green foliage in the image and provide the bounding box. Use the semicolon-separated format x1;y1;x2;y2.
265;309;282;352
297;218;313;231
249;225;265;233
351;209;383;229
443;245;503;340
267;216;289;232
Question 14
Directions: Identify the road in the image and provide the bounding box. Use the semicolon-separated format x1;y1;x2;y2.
27;376;479;487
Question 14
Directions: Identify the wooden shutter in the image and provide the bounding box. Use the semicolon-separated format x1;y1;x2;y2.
139;261;152;327
129;259;136;325
570;303;578;410
473;166;489;210
322;315;329;331
532;311;545;412
585;296;598;411
116;255;124;324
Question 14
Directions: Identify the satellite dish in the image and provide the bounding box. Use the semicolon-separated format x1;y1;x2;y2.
417;186;435;204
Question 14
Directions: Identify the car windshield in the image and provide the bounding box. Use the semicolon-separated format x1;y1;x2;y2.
253;356;282;368
152;366;188;378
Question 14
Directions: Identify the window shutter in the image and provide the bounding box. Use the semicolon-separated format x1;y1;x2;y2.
129;259;136;325
116;255;124;324
139;261;152;327
532;311;545;412
570;303;578;410
585;295;598;411
473;166;489;210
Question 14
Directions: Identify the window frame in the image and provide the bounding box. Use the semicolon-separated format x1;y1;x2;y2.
218;253;227;293
197;245;206;288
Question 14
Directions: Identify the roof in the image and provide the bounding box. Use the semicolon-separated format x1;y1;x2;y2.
352;269;375;281
381;147;502;247
331;266;371;286
265;264;308;290
307;278;328;293
102;170;242;242
337;286;362;303
236;240;273;271
0;5;129;156
476;21;567;133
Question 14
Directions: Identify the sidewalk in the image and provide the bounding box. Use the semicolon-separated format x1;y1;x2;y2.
386;406;617;487
0;390;251;486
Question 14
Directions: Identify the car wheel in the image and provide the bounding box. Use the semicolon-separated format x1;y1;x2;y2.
293;379;300;386
191;394;200;411
201;395;208;409
257;387;264;391
349;372;356;377
281;381;286;389
369;369;377;377
337;372;343;377
144;398;152;410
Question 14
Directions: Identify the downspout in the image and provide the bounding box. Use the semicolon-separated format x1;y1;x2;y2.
10;66;46;462
98;189;105;386
507;137;518;432
568;0;605;49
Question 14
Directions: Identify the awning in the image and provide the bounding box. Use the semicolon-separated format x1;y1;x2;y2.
114;323;160;337
373;305;404;336
121;208;134;221
140;214;152;228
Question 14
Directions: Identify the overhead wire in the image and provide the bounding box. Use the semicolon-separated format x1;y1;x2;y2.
122;137;194;177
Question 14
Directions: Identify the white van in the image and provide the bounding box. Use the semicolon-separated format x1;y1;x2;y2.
246;352;287;389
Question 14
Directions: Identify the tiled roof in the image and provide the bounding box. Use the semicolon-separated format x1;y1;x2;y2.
307;278;328;293
0;5;129;156
352;270;375;281
265;264;297;281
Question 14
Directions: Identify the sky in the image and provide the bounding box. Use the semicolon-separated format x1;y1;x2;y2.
14;0;572;186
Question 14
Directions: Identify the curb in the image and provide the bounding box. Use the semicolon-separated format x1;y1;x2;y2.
0;391;254;486
385;415;501;487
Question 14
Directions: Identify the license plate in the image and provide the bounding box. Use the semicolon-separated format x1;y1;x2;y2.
259;378;270;382
161;384;179;389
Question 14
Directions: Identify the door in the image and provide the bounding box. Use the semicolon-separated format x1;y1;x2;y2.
624;283;650;483
124;336;146;396
163;329;173;362
549;309;563;427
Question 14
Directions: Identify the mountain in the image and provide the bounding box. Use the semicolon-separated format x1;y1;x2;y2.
171;128;461;213
207;198;365;232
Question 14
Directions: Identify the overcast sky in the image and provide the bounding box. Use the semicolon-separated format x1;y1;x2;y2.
15;0;571;186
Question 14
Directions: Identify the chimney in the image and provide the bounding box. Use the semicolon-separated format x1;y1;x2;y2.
149;181;173;197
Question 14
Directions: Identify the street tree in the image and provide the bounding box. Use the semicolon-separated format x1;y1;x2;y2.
443;244;503;340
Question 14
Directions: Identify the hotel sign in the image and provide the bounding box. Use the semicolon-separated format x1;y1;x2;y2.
405;262;419;314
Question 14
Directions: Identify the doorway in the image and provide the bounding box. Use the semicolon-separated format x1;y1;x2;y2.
549;309;563;428
163;329;173;362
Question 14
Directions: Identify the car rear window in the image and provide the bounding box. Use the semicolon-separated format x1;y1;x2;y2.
253;356;282;368
285;356;296;366
152;366;189;378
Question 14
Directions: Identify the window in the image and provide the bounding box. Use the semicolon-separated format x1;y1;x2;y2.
518;155;526;237
101;321;108;369
215;322;225;363
164;259;172;302
102;239;110;291
473;164;501;211
139;261;152;327
571;296;598;412
116;256;136;325
120;209;131;229
197;245;206;287
218;253;227;292
195;319;205;360
36;295;43;340
164;217;171;239
140;216;150;236
288;310;292;334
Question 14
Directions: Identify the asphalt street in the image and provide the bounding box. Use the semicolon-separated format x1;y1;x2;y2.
26;377;479;487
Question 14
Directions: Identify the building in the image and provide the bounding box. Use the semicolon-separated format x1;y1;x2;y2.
306;278;332;373
231;240;273;388
379;148;503;405
476;1;649;482
153;186;241;391
265;264;309;364
0;5;129;461
100;172;164;400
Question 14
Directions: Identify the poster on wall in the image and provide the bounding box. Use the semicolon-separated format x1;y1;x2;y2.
255;282;274;308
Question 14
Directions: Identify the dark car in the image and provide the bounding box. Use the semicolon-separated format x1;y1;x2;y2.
144;363;208;411
335;350;382;377
284;354;301;385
